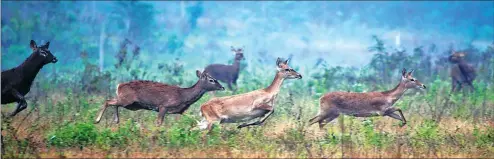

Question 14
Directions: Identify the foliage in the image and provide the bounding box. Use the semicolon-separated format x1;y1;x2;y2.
1;1;494;158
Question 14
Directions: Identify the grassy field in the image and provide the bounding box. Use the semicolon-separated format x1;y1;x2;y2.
2;68;494;158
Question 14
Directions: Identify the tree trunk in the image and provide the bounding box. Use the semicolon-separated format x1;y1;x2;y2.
99;18;107;72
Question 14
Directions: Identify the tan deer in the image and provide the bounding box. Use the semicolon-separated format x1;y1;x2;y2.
198;58;302;131
309;68;426;128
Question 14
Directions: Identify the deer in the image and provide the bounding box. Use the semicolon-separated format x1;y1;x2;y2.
309;68;426;128
198;57;302;132
203;46;245;92
449;51;476;92
1;40;58;117
94;70;225;126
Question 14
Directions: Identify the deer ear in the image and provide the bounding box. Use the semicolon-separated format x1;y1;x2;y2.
401;68;407;77
196;70;202;78
45;42;50;49
408;69;415;76
30;40;37;50
285;59;289;64
276;57;282;66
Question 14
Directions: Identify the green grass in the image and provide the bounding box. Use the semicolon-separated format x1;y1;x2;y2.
2;60;494;158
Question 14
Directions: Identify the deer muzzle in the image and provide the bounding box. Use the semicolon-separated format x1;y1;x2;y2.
52;57;58;63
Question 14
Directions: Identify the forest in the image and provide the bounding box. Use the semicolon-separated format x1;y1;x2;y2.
1;1;493;158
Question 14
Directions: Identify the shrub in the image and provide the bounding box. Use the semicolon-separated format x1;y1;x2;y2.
47;122;98;149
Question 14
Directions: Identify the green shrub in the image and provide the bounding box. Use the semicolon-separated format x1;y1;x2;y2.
412;119;441;148
47;122;98;149
473;126;494;148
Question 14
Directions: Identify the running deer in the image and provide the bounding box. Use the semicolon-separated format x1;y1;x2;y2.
309;68;426;128
449;51;476;92
203;46;245;91
2;40;58;117
198;58;302;131
94;70;225;126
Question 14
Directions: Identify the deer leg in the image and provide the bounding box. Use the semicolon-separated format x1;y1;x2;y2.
113;106;119;124
451;79;457;92
227;82;234;91
309;115;323;126
232;81;238;93
467;82;475;92
456;83;463;92
385;108;407;126
156;107;167;126
9;89;27;117
95;99;118;124
318;113;340;129
387;112;404;123
237;109;274;129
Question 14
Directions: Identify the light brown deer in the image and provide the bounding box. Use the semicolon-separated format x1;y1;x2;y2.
309;68;426;128
198;58;302;131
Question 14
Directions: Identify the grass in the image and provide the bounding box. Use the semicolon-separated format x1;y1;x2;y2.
1;76;494;158
1;51;494;158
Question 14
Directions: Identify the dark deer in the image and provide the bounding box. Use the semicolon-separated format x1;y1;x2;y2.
203;46;245;91
1;40;58;117
449;52;476;92
95;70;224;126
309;68;426;128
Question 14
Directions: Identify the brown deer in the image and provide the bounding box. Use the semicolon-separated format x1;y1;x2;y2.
203;46;245;91
309;68;426;128
2;40;58;117
198;58;302;131
94;70;225;126
449;52;476;92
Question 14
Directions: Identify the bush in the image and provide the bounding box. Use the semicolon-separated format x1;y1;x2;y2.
47;122;98;149
473;126;494;148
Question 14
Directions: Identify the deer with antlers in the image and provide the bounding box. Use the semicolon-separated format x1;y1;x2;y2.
203;46;245;92
309;68;426;128
449;51;476;92
198;58;302;132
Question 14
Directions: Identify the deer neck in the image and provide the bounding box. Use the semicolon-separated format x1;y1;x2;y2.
232;59;241;71
383;81;408;104
181;81;207;104
19;56;45;80
264;72;285;94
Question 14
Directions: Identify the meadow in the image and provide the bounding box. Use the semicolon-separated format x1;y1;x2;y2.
1;1;494;158
2;39;494;158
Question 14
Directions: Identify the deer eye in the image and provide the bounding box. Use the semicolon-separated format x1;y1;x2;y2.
208;79;214;82
410;79;415;81
285;69;291;72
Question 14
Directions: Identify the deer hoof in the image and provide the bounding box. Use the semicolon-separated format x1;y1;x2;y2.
399;122;406;127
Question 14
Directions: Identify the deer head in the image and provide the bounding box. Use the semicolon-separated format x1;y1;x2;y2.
449;51;465;63
30;40;58;64
231;46;245;61
276;57;302;79
401;68;426;89
196;70;225;91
